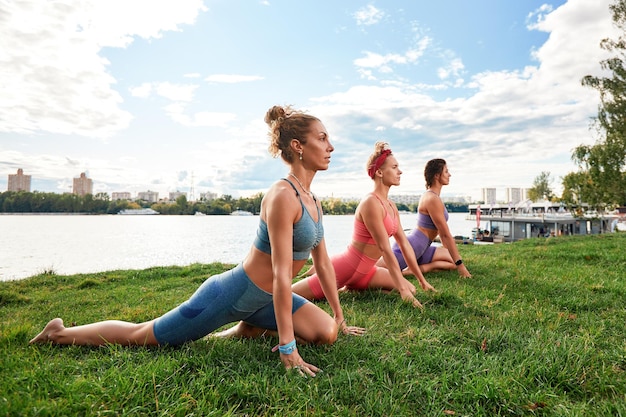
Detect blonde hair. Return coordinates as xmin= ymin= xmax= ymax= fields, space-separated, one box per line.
xmin=265 ymin=105 xmax=320 ymax=163
xmin=366 ymin=141 xmax=392 ymax=178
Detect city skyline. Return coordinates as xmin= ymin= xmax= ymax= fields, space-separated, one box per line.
xmin=6 ymin=168 xmax=535 ymax=204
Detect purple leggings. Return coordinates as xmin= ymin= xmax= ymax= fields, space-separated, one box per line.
xmin=392 ymin=229 xmax=436 ymax=270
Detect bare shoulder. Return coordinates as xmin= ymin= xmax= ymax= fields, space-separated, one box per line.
xmin=423 ymin=191 xmax=442 ymax=206
xmin=356 ymin=193 xmax=376 ymax=210
xmin=265 ymin=179 xmax=291 ymax=199
xmin=262 ymin=180 xmax=299 ymax=217
xmin=356 ymin=193 xmax=383 ymax=219
xmin=418 ymin=191 xmax=442 ymax=213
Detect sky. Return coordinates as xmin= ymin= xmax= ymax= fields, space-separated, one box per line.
xmin=0 ymin=0 xmax=621 ymax=202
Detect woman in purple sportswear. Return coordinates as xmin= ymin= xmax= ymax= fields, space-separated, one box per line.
xmin=377 ymin=158 xmax=472 ymax=278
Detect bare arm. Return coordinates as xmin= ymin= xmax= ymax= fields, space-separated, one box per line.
xmin=425 ymin=196 xmax=472 ymax=278
xmin=265 ymin=188 xmax=312 ymax=371
xmin=393 ymin=224 xmax=436 ymax=292
xmin=360 ymin=197 xmax=422 ymax=308
xmin=311 ymin=239 xmax=365 ymax=336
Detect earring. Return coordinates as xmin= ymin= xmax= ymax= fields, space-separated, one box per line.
xmin=299 ymin=152 xmax=303 ymax=161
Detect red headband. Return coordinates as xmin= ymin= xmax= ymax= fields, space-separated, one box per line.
xmin=368 ymin=149 xmax=392 ymax=179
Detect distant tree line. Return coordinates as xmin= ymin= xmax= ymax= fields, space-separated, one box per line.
xmin=0 ymin=190 xmax=469 ymax=216
xmin=0 ymin=191 xmax=265 ymax=215
xmin=0 ymin=191 xmax=122 ymax=214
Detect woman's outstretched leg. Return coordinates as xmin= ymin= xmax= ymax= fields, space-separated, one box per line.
xmin=29 ymin=318 xmax=159 ymax=346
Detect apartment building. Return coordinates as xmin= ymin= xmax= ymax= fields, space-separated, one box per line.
xmin=72 ymin=172 xmax=93 ymax=196
xmin=137 ymin=190 xmax=159 ymax=203
xmin=111 ymin=192 xmax=132 ymax=201
xmin=7 ymin=168 xmax=31 ymax=192
xmin=481 ymin=188 xmax=497 ymax=205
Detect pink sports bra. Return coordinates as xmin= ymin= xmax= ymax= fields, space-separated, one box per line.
xmin=352 ymin=194 xmax=398 ymax=244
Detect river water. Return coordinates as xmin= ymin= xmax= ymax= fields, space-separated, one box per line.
xmin=0 ymin=213 xmax=475 ymax=281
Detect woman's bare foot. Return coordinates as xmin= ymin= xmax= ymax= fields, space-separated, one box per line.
xmin=29 ymin=318 xmax=65 ymax=344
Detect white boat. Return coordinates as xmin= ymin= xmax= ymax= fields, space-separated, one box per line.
xmin=118 ymin=208 xmax=159 ymax=215
xmin=230 ymin=209 xmax=253 ymax=216
xmin=467 ymin=202 xmax=619 ymax=242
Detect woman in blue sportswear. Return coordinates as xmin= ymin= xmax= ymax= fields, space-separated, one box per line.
xmin=376 ymin=158 xmax=472 ymax=278
xmin=30 ymin=105 xmax=364 ymax=376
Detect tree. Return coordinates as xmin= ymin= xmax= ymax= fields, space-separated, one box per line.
xmin=561 ymin=171 xmax=592 ymax=207
xmin=95 ymin=192 xmax=110 ymax=201
xmin=573 ymin=0 xmax=626 ymax=209
xmin=527 ymin=171 xmax=554 ymax=202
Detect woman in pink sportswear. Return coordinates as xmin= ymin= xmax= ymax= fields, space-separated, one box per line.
xmin=293 ymin=141 xmax=436 ymax=308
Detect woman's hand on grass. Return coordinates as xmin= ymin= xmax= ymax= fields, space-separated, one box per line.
xmin=280 ymin=351 xmax=320 ymax=377
xmin=336 ymin=317 xmax=366 ymax=336
xmin=341 ymin=322 xmax=366 ymax=336
xmin=418 ymin=278 xmax=437 ymax=292
xmin=457 ymin=264 xmax=472 ymax=278
xmin=399 ymin=290 xmax=424 ymax=309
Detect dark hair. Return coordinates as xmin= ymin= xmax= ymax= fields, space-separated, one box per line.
xmin=424 ymin=158 xmax=446 ymax=188
xmin=265 ymin=105 xmax=320 ymax=163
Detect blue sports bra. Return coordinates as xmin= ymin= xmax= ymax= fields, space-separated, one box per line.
xmin=253 ymin=178 xmax=324 ymax=260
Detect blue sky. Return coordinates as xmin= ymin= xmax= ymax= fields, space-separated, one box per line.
xmin=0 ymin=0 xmax=619 ymax=201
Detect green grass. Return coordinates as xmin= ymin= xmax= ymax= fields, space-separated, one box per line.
xmin=1 ymin=234 xmax=625 ymax=416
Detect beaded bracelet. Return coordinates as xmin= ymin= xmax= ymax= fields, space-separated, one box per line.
xmin=278 ymin=339 xmax=297 ymax=355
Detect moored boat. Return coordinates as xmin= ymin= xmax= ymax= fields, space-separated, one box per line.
xmin=118 ymin=208 xmax=160 ymax=215
xmin=230 ymin=209 xmax=253 ymax=216
xmin=467 ymin=201 xmax=619 ymax=242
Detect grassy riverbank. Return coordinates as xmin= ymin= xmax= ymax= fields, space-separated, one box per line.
xmin=1 ymin=234 xmax=625 ymax=416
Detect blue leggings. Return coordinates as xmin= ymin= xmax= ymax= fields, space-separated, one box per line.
xmin=392 ymin=229 xmax=436 ymax=270
xmin=153 ymin=263 xmax=308 ymax=345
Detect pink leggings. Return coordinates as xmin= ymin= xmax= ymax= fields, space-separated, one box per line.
xmin=306 ymin=245 xmax=379 ymax=300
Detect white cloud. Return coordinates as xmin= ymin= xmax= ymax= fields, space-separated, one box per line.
xmin=357 ymin=69 xmax=377 ymax=80
xmin=437 ymin=58 xmax=465 ymax=80
xmin=188 ymin=112 xmax=238 ymax=128
xmin=309 ymin=0 xmax=617 ymax=199
xmin=130 ymin=81 xmax=238 ymax=128
xmin=353 ymin=5 xmax=384 ymax=26
xmin=0 ymin=0 xmax=619 ymax=202
xmin=165 ymin=105 xmax=237 ymax=128
xmin=354 ymin=36 xmax=429 ymax=76
xmin=526 ymin=4 xmax=555 ymax=31
xmin=354 ymin=51 xmax=414 ymax=70
xmin=154 ymin=83 xmax=198 ymax=102
xmin=530 ymin=0 xmax=619 ymax=81
xmin=82 ymin=0 xmax=208 ymax=48
xmin=0 ymin=0 xmax=207 ymax=138
xmin=205 ymin=74 xmax=264 ymax=83
xmin=129 ymin=83 xmax=153 ymax=98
